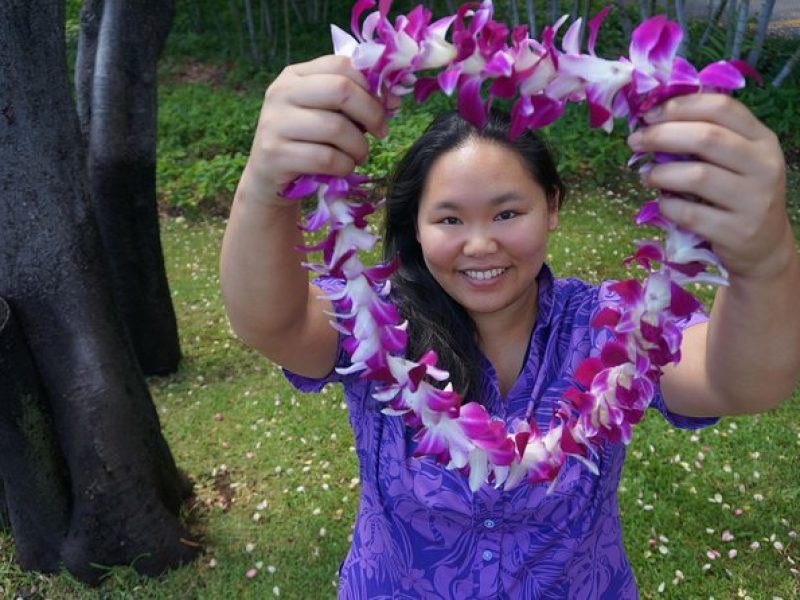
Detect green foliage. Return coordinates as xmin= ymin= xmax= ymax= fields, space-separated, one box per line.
xmin=154 ymin=0 xmax=800 ymax=217
xmin=363 ymin=93 xmax=455 ymax=180
xmin=158 ymin=151 xmax=248 ymax=217
xmin=542 ymin=102 xmax=632 ymax=187
xmin=157 ymin=81 xmax=261 ymax=215
xmin=740 ymin=84 xmax=800 ymax=151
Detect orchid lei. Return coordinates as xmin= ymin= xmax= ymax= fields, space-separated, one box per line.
xmin=282 ymin=0 xmax=758 ymax=492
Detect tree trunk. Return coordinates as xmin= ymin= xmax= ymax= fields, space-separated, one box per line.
xmin=772 ymin=43 xmax=800 ymax=87
xmin=243 ymin=0 xmax=261 ymax=64
xmin=746 ymin=0 xmax=776 ymax=68
xmin=547 ymin=0 xmax=560 ymax=26
xmin=226 ymin=0 xmax=247 ymax=60
xmin=524 ymin=0 xmax=536 ymax=37
xmin=78 ymin=0 xmax=181 ymax=376
xmin=509 ymin=0 xmax=520 ymax=27
xmin=288 ymin=0 xmax=304 ymax=23
xmin=614 ymin=0 xmax=633 ymax=42
xmin=638 ymin=0 xmax=650 ymax=21
xmin=0 ymin=299 xmax=70 ymax=573
xmin=0 ymin=0 xmax=198 ymax=584
xmin=261 ymin=0 xmax=277 ymax=62
xmin=731 ymin=0 xmax=749 ymax=59
xmin=725 ymin=0 xmax=738 ymax=56
xmin=697 ymin=0 xmax=726 ymax=55
xmin=674 ymin=0 xmax=688 ymax=56
xmin=283 ymin=0 xmax=291 ymax=65
xmin=579 ymin=0 xmax=590 ymax=52
xmin=75 ymin=0 xmax=102 ymax=144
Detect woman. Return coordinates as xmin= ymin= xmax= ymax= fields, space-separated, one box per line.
xmin=220 ymin=55 xmax=800 ymax=598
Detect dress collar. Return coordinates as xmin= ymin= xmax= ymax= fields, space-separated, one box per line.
xmin=535 ymin=262 xmax=555 ymax=329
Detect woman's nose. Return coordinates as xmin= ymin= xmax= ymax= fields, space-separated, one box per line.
xmin=462 ymin=231 xmax=498 ymax=257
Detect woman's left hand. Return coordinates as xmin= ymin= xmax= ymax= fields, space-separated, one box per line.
xmin=628 ymin=93 xmax=792 ymax=282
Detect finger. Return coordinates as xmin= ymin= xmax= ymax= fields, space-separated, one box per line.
xmin=629 ymin=122 xmax=753 ymax=175
xmin=643 ymin=93 xmax=770 ymax=142
xmin=279 ymin=107 xmax=370 ymax=166
xmin=386 ymin=92 xmax=403 ymax=111
xmin=291 ymin=54 xmax=368 ymax=89
xmin=643 ymin=161 xmax=747 ymax=212
xmin=657 ymin=195 xmax=738 ymax=245
xmin=286 ymin=74 xmax=388 ymax=139
xmin=270 ymin=141 xmax=358 ymax=182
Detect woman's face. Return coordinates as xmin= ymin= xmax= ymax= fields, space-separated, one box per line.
xmin=416 ymin=138 xmax=558 ymax=324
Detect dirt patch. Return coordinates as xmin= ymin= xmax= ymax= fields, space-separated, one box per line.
xmin=169 ymin=60 xmax=229 ymax=88
xmin=207 ymin=469 xmax=236 ymax=512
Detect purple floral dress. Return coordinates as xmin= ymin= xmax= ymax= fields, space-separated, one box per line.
xmin=285 ymin=265 xmax=718 ymax=599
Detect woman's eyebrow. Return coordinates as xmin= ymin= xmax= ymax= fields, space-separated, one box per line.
xmin=429 ymin=193 xmax=523 ymax=211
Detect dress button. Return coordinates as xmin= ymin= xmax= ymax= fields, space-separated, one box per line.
xmin=482 ymin=550 xmax=493 ymax=562
xmin=483 ymin=519 xmax=496 ymax=529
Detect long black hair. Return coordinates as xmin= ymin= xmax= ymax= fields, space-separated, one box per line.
xmin=383 ymin=109 xmax=566 ymax=403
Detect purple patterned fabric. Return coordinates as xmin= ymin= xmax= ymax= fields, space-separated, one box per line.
xmin=284 ymin=265 xmax=718 ymax=599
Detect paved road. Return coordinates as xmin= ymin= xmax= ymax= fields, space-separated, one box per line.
xmin=684 ymin=0 xmax=800 ymax=35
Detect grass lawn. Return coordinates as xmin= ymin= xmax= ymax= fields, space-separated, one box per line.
xmin=2 ymin=169 xmax=799 ymax=599
xmin=0 ymin=88 xmax=800 ymax=600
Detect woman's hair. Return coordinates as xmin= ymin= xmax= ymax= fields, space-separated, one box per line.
xmin=383 ymin=109 xmax=566 ymax=402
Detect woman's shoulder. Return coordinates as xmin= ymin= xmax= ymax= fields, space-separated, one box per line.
xmin=548 ymin=272 xmax=606 ymax=315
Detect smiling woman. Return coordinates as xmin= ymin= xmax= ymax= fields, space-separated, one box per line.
xmin=219 ymin=2 xmax=800 ymax=597
xmin=390 ymin=111 xmax=562 ymax=400
xmin=381 ymin=110 xmax=567 ymax=405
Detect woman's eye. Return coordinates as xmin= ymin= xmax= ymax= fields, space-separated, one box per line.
xmin=440 ymin=216 xmax=460 ymax=225
xmin=495 ymin=210 xmax=518 ymax=221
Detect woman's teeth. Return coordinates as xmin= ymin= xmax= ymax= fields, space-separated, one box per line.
xmin=463 ymin=267 xmax=507 ymax=281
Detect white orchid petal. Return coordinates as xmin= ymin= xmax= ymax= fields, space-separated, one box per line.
xmin=331 ymin=25 xmax=358 ymax=58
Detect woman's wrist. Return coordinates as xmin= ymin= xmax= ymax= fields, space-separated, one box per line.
xmin=236 ymin=163 xmax=298 ymax=211
xmin=729 ymin=219 xmax=799 ymax=286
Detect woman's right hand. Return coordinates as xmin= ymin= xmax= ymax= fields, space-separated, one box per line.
xmin=244 ymin=54 xmax=392 ymax=205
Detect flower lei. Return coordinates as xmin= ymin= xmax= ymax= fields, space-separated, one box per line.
xmin=282 ymin=0 xmax=758 ymax=492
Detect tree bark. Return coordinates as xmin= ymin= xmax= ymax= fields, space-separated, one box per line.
xmin=547 ymin=0 xmax=560 ymax=26
xmin=261 ymin=0 xmax=277 ymax=62
xmin=243 ymin=0 xmax=261 ymax=64
xmin=509 ymin=0 xmax=520 ymax=27
xmin=725 ymin=0 xmax=738 ymax=56
xmin=772 ymin=43 xmax=800 ymax=87
xmin=524 ymin=0 xmax=536 ymax=37
xmin=0 ymin=299 xmax=70 ymax=573
xmin=75 ymin=0 xmax=102 ymax=144
xmin=746 ymin=0 xmax=776 ymax=68
xmin=283 ymin=0 xmax=291 ymax=65
xmin=79 ymin=0 xmax=181 ymax=376
xmin=614 ymin=0 xmax=633 ymax=41
xmin=697 ymin=0 xmax=727 ymax=55
xmin=638 ymin=0 xmax=650 ymax=21
xmin=674 ymin=0 xmax=688 ymax=56
xmin=731 ymin=0 xmax=749 ymax=59
xmin=0 ymin=0 xmax=198 ymax=584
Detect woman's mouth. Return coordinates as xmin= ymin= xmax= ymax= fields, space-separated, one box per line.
xmin=461 ymin=267 xmax=508 ymax=281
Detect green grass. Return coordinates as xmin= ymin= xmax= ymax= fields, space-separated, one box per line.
xmin=3 ymin=170 xmax=799 ymax=599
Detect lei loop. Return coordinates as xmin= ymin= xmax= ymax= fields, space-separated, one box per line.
xmin=282 ymin=0 xmax=758 ymax=492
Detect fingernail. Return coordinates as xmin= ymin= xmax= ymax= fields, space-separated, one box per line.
xmin=643 ymin=105 xmax=663 ymax=122
xmin=628 ymin=132 xmax=643 ymax=150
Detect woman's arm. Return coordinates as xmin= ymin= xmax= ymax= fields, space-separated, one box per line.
xmin=629 ymin=93 xmax=800 ymax=416
xmin=220 ymin=56 xmax=389 ymax=378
